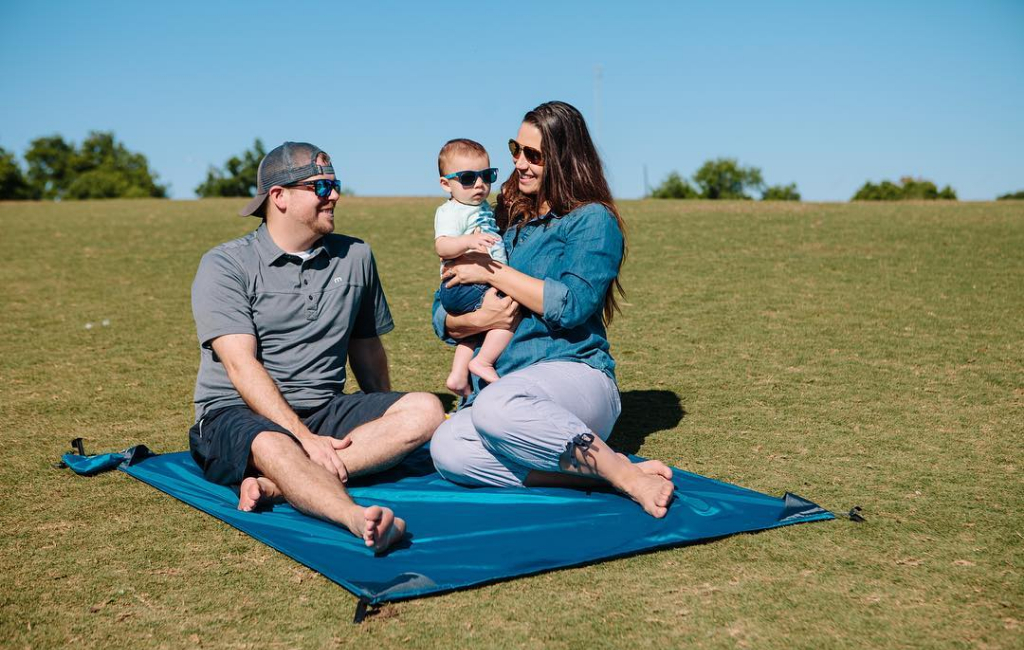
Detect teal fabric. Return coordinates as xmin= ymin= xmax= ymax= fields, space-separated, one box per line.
xmin=65 ymin=447 xmax=833 ymax=605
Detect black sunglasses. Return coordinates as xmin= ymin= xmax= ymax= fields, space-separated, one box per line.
xmin=508 ymin=139 xmax=544 ymax=166
xmin=285 ymin=178 xmax=342 ymax=198
xmin=442 ymin=168 xmax=499 ymax=187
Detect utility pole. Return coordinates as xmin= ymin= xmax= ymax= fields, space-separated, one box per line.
xmin=593 ymin=64 xmax=603 ymax=144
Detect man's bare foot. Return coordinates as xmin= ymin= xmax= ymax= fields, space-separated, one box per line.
xmin=619 ymin=467 xmax=675 ymax=518
xmin=468 ymin=357 xmax=500 ymax=384
xmin=446 ymin=371 xmax=472 ymax=396
xmin=237 ymin=476 xmax=284 ymax=512
xmin=358 ymin=505 xmax=406 ymax=554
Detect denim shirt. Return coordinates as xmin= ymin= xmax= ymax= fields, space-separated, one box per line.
xmin=432 ymin=202 xmax=624 ymax=407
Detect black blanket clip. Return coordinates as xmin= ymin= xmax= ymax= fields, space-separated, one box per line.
xmin=846 ymin=506 xmax=866 ymax=523
xmin=352 ymin=598 xmax=371 ymax=624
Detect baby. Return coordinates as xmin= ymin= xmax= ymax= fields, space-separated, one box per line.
xmin=434 ymin=138 xmax=513 ymax=395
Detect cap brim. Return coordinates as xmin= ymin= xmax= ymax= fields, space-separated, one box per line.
xmin=238 ymin=192 xmax=268 ymax=217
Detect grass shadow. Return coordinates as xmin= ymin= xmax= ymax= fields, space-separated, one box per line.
xmin=608 ymin=390 xmax=686 ymax=455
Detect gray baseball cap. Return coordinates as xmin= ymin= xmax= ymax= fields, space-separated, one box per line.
xmin=239 ymin=141 xmax=335 ymax=217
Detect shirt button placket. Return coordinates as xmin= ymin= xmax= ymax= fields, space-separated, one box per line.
xmin=302 ymin=262 xmax=317 ymax=321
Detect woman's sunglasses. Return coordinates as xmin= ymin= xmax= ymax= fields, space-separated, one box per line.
xmin=284 ymin=178 xmax=342 ymax=198
xmin=442 ymin=168 xmax=499 ymax=187
xmin=508 ymin=139 xmax=544 ymax=166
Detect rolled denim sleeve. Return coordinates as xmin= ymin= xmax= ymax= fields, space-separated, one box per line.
xmin=541 ymin=204 xmax=624 ymax=330
xmin=431 ymin=289 xmax=458 ymax=346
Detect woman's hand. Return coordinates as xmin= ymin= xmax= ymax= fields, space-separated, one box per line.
xmin=445 ymin=288 xmax=519 ymax=339
xmin=475 ymin=289 xmax=519 ymax=330
xmin=442 ymin=252 xmax=501 ymax=287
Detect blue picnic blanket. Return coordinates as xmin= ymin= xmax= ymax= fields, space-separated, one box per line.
xmin=63 ymin=446 xmax=833 ymax=605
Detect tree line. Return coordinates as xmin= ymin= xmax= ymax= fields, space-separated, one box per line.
xmin=0 ymin=136 xmax=345 ymax=201
xmin=1 ymin=133 xmax=1021 ymax=202
xmin=649 ymin=159 xmax=993 ymax=202
xmin=1 ymin=132 xmax=167 ymax=200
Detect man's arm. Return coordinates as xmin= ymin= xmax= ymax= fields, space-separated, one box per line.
xmin=348 ymin=336 xmax=391 ymax=393
xmin=211 ymin=333 xmax=350 ymax=481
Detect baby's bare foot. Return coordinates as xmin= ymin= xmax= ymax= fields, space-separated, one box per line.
xmin=468 ymin=357 xmax=500 ymax=384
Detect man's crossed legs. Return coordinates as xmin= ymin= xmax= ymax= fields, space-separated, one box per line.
xmin=190 ymin=392 xmax=444 ymax=552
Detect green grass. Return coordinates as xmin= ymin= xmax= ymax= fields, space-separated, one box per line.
xmin=1 ymin=197 xmax=1021 ymax=649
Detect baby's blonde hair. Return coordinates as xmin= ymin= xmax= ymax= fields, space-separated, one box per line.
xmin=438 ymin=138 xmax=487 ymax=176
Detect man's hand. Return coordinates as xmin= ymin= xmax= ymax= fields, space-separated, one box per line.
xmin=299 ymin=435 xmax=352 ymax=483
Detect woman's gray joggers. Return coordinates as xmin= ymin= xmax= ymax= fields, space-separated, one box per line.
xmin=430 ymin=361 xmax=622 ymax=487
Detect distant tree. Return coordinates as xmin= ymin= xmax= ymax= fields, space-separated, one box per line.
xmin=195 ymin=139 xmax=267 ymax=198
xmin=24 ymin=131 xmax=166 ymax=200
xmin=693 ymin=158 xmax=764 ymax=200
xmin=24 ymin=135 xmax=75 ymax=199
xmin=0 ymin=147 xmax=37 ymax=200
xmin=761 ymin=183 xmax=801 ymax=201
xmin=996 ymin=190 xmax=1024 ymax=200
xmin=651 ymin=171 xmax=698 ymax=199
xmin=852 ymin=176 xmax=956 ymax=201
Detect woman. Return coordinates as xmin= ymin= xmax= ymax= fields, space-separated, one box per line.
xmin=430 ymin=101 xmax=675 ymax=517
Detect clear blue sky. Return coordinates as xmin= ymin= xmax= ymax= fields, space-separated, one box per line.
xmin=2 ymin=1 xmax=1022 ymax=201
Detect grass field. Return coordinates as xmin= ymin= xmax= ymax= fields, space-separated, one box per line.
xmin=1 ymin=197 xmax=1021 ymax=649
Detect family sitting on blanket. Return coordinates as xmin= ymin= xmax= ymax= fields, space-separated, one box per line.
xmin=187 ymin=101 xmax=675 ymax=554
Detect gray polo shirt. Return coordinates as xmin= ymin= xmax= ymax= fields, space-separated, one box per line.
xmin=191 ymin=223 xmax=394 ymax=422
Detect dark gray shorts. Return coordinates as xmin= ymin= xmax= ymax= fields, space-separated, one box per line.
xmin=188 ymin=391 xmax=405 ymax=486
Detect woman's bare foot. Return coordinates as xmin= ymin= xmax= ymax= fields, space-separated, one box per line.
xmin=237 ymin=476 xmax=284 ymax=512
xmin=349 ymin=505 xmax=406 ymax=554
xmin=446 ymin=370 xmax=472 ymax=396
xmin=615 ymin=454 xmax=674 ymax=481
xmin=619 ymin=466 xmax=675 ymax=518
xmin=635 ymin=458 xmax=674 ymax=481
xmin=468 ymin=357 xmax=500 ymax=384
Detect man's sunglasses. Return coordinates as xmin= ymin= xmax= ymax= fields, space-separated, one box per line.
xmin=284 ymin=179 xmax=342 ymax=198
xmin=508 ymin=139 xmax=544 ymax=166
xmin=442 ymin=168 xmax=499 ymax=187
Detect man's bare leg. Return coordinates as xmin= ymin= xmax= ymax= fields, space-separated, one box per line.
xmin=239 ymin=393 xmax=443 ymax=515
xmin=525 ymin=439 xmax=675 ymax=518
xmin=335 ymin=392 xmax=444 ymax=478
xmin=247 ymin=431 xmax=405 ymax=552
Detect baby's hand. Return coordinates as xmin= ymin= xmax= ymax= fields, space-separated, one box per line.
xmin=465 ymin=232 xmax=501 ymax=254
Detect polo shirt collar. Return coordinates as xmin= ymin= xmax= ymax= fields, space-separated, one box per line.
xmin=254 ymin=222 xmax=327 ymax=266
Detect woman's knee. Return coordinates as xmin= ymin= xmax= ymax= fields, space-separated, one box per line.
xmin=429 ymin=417 xmax=467 ymax=476
xmin=470 ymin=379 xmax=534 ymax=441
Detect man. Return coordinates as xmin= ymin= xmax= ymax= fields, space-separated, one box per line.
xmin=189 ymin=142 xmax=444 ymax=553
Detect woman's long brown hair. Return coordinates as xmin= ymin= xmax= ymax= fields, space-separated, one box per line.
xmin=496 ymin=100 xmax=627 ymax=325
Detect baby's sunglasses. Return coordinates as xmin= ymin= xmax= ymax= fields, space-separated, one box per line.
xmin=508 ymin=139 xmax=544 ymax=166
xmin=283 ymin=178 xmax=342 ymax=198
xmin=442 ymin=168 xmax=499 ymax=187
